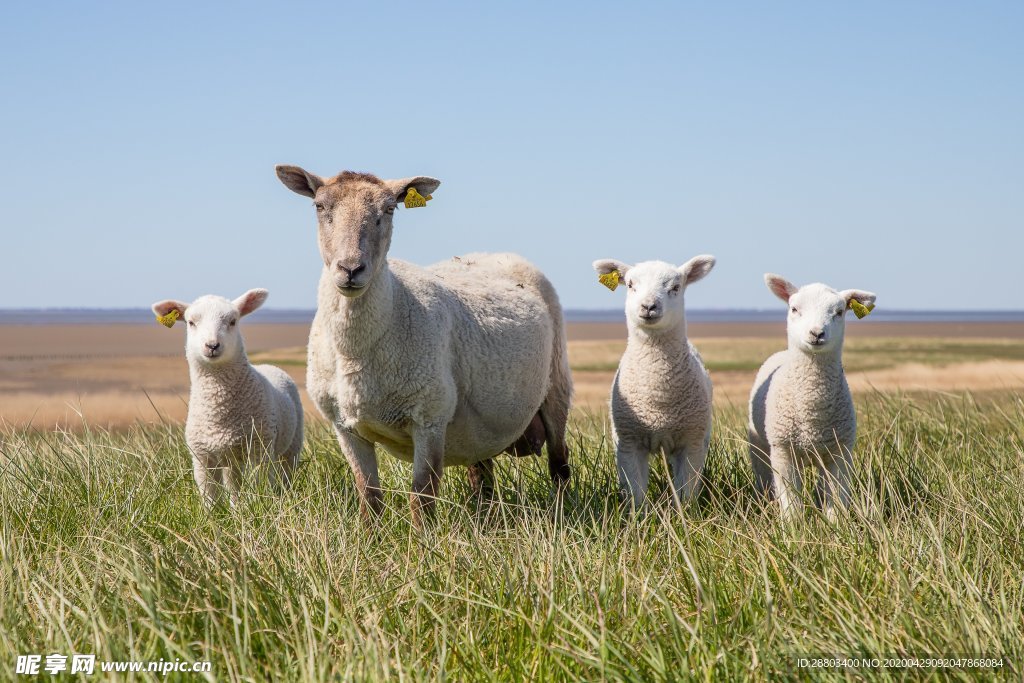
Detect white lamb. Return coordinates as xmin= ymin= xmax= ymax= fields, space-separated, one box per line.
xmin=275 ymin=165 xmax=573 ymax=525
xmin=151 ymin=289 xmax=303 ymax=507
xmin=592 ymin=256 xmax=716 ymax=507
xmin=747 ymin=274 xmax=876 ymax=519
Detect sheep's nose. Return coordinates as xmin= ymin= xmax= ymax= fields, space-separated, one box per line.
xmin=639 ymin=302 xmax=661 ymax=318
xmin=205 ymin=341 xmax=221 ymax=351
xmin=809 ymin=329 xmax=825 ymax=343
xmin=335 ymin=260 xmax=366 ymax=281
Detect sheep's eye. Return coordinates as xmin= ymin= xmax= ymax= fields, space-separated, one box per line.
xmin=669 ymin=284 xmax=680 ymax=294
xmin=229 ymin=319 xmax=237 ymax=327
xmin=790 ymin=306 xmax=798 ymax=314
xmin=188 ymin=320 xmax=195 ymax=327
xmin=385 ymin=205 xmax=395 ymax=215
xmin=627 ymin=281 xmax=634 ymax=290
xmin=314 ymin=202 xmax=325 ymax=211
xmin=834 ymin=309 xmax=844 ymax=317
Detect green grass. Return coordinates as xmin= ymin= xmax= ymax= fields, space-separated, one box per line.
xmin=2 ymin=392 xmax=1023 ymax=681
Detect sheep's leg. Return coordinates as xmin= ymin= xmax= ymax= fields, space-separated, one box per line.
xmin=617 ymin=440 xmax=649 ymax=509
xmin=191 ymin=453 xmax=221 ymax=509
xmin=668 ymin=432 xmax=709 ymax=504
xmin=770 ymin=445 xmax=801 ymax=520
xmin=280 ymin=410 xmax=304 ymax=489
xmin=223 ymin=463 xmax=242 ymax=508
xmin=817 ymin=452 xmax=852 ymax=522
xmin=335 ymin=429 xmax=382 ymax=519
xmin=410 ymin=426 xmax=445 ymax=527
xmin=748 ymin=432 xmax=774 ymax=499
xmin=539 ymin=396 xmax=572 ymax=487
xmin=466 ymin=458 xmax=495 ymax=501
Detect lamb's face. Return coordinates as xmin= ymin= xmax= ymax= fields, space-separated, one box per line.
xmin=182 ymin=296 xmax=246 ymax=365
xmin=592 ymin=255 xmax=716 ymax=333
xmin=275 ymin=166 xmax=441 ymax=299
xmin=785 ymin=284 xmax=849 ymax=354
xmin=765 ymin=275 xmax=877 ymax=356
xmin=152 ymin=289 xmax=268 ymax=368
xmin=622 ymin=261 xmax=687 ymax=330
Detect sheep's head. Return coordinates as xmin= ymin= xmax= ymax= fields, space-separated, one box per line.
xmin=151 ymin=289 xmax=268 ymax=366
xmin=592 ymin=255 xmax=715 ymax=332
xmin=276 ymin=165 xmax=441 ymax=298
xmin=765 ymin=274 xmax=876 ymax=355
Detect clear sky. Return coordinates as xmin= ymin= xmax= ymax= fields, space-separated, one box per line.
xmin=1 ymin=2 xmax=1021 ymax=311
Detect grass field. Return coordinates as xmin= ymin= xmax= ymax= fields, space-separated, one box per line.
xmin=2 ymin=387 xmax=1022 ymax=680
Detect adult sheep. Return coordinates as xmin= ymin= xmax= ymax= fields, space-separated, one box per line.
xmin=276 ymin=165 xmax=572 ymax=523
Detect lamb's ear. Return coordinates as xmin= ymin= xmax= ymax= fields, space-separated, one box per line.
xmin=679 ymin=255 xmax=716 ymax=285
xmin=840 ymin=289 xmax=877 ymax=309
xmin=764 ymin=273 xmax=799 ymax=302
xmin=592 ymin=259 xmax=632 ymax=279
xmin=151 ymin=300 xmax=188 ymax=320
xmin=275 ymin=164 xmax=324 ymax=198
xmin=384 ymin=176 xmax=441 ymax=204
xmin=234 ymin=289 xmax=269 ymax=317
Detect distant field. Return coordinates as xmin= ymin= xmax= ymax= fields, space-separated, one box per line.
xmin=1 ymin=321 xmax=1023 ymax=428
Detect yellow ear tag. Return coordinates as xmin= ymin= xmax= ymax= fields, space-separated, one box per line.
xmin=404 ymin=187 xmax=431 ymax=209
xmin=156 ymin=310 xmax=180 ymax=328
xmin=598 ymin=271 xmax=620 ymax=291
xmin=848 ymin=299 xmax=875 ymax=319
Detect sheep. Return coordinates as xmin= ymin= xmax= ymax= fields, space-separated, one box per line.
xmin=151 ymin=289 xmax=303 ymax=507
xmin=275 ymin=165 xmax=573 ymax=525
xmin=592 ymin=255 xmax=716 ymax=508
xmin=747 ymin=274 xmax=877 ymax=520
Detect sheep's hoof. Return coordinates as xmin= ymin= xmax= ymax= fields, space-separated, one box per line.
xmin=466 ymin=459 xmax=496 ymax=502
xmin=547 ymin=446 xmax=571 ymax=486
xmin=359 ymin=488 xmax=384 ymax=522
xmin=409 ymin=493 xmax=438 ymax=529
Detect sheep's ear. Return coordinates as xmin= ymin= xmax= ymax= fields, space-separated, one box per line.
xmin=234 ymin=289 xmax=269 ymax=317
xmin=592 ymin=259 xmax=631 ymax=277
xmin=764 ymin=273 xmax=798 ymax=302
xmin=151 ymin=300 xmax=188 ymax=320
xmin=679 ymin=255 xmax=716 ymax=285
xmin=384 ymin=176 xmax=441 ymax=204
xmin=276 ymin=164 xmax=324 ymax=198
xmin=840 ymin=289 xmax=877 ymax=309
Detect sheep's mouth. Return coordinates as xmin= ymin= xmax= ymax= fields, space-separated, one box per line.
xmin=638 ymin=313 xmax=663 ymax=324
xmin=336 ymin=283 xmax=367 ymax=298
xmin=203 ymin=349 xmax=223 ymax=359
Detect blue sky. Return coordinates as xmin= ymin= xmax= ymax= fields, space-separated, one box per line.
xmin=1 ymin=1 xmax=1021 ymax=311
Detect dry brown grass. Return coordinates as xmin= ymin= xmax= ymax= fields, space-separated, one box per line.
xmin=2 ymin=322 xmax=1023 ymax=429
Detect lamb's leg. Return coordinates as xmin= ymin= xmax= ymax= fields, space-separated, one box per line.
xmin=617 ymin=440 xmax=650 ymax=509
xmin=668 ymin=432 xmax=710 ymax=504
xmin=817 ymin=452 xmax=852 ymax=522
xmin=466 ymin=458 xmax=495 ymax=501
xmin=223 ymin=463 xmax=242 ymax=508
xmin=410 ymin=426 xmax=445 ymax=527
xmin=280 ymin=405 xmax=304 ymax=489
xmin=749 ymin=431 xmax=774 ymax=499
xmin=335 ymin=428 xmax=382 ymax=520
xmin=191 ymin=453 xmax=221 ymax=509
xmin=770 ymin=445 xmax=801 ymax=520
